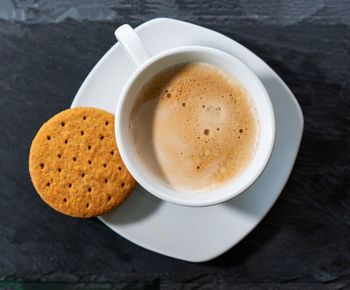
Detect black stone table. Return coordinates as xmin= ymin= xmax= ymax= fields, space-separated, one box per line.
xmin=0 ymin=1 xmax=349 ymax=288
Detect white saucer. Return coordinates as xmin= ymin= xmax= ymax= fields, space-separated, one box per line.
xmin=71 ymin=18 xmax=303 ymax=262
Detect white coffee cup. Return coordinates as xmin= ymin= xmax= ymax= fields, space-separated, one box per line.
xmin=114 ymin=24 xmax=275 ymax=207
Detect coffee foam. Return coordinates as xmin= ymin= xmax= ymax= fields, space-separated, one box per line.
xmin=130 ymin=63 xmax=259 ymax=192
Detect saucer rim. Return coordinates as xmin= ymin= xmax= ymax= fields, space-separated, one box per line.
xmin=72 ymin=17 xmax=304 ymax=262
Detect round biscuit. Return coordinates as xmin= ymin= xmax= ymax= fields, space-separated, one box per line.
xmin=29 ymin=107 xmax=136 ymax=218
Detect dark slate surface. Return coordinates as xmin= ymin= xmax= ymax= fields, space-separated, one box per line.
xmin=0 ymin=0 xmax=349 ymax=288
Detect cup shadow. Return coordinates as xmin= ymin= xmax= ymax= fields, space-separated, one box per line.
xmin=102 ymin=65 xmax=194 ymax=225
xmin=129 ymin=64 xmax=194 ymax=188
xmin=101 ymin=184 xmax=162 ymax=225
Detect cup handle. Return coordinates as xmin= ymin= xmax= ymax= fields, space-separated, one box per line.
xmin=115 ymin=24 xmax=152 ymax=67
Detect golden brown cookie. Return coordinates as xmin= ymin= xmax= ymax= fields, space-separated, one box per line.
xmin=29 ymin=107 xmax=136 ymax=218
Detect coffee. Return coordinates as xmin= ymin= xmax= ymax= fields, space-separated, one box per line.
xmin=129 ymin=63 xmax=259 ymax=191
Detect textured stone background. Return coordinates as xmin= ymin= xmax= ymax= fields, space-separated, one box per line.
xmin=0 ymin=0 xmax=349 ymax=289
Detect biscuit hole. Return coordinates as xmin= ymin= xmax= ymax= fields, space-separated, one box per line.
xmin=167 ymin=93 xmax=171 ymax=98
xmin=118 ymin=167 xmax=122 ymax=171
xmin=239 ymin=129 xmax=243 ymax=133
xmin=47 ymin=182 xmax=50 ymax=186
xmin=47 ymin=136 xmax=51 ymax=140
xmin=202 ymin=105 xmax=205 ymax=108
xmin=88 ymin=187 xmax=91 ymax=192
xmin=83 ymin=116 xmax=86 ymax=120
xmin=88 ymin=145 xmax=91 ymax=150
xmin=86 ymin=203 xmax=89 ymax=208
xmin=68 ymin=183 xmax=72 ymax=188
xmin=107 ymin=196 xmax=111 ymax=201
xmin=105 ymin=178 xmax=108 ymax=184
xmin=103 ymin=163 xmax=107 ymax=168
xmin=81 ymin=173 xmax=85 ymax=178
xmin=100 ymin=136 xmax=104 ymax=140
xmin=73 ymin=157 xmax=76 ymax=161
xmin=63 ymin=198 xmax=67 ymax=203
xmin=81 ymin=131 xmax=84 ymax=136
xmin=64 ymin=139 xmax=68 ymax=144
xmin=58 ymin=154 xmax=61 ymax=158
xmin=61 ymin=122 xmax=65 ymax=127
xmin=121 ymin=182 xmax=125 ymax=188
xmin=217 ymin=128 xmax=220 ymax=131
xmin=197 ymin=166 xmax=200 ymax=169
xmin=182 ymin=103 xmax=186 ymax=107
xmin=88 ymin=160 xmax=92 ymax=165
xmin=204 ymin=129 xmax=210 ymax=135
xmin=40 ymin=163 xmax=44 ymax=169
xmin=110 ymin=151 xmax=114 ymax=156
xmin=58 ymin=168 xmax=61 ymax=172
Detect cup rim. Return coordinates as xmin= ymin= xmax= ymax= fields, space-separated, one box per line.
xmin=115 ymin=45 xmax=275 ymax=207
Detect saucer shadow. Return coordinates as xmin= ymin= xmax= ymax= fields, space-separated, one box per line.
xmin=208 ymin=198 xmax=285 ymax=267
xmin=215 ymin=75 xmax=302 ymax=265
xmin=224 ymin=74 xmax=302 ymax=215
